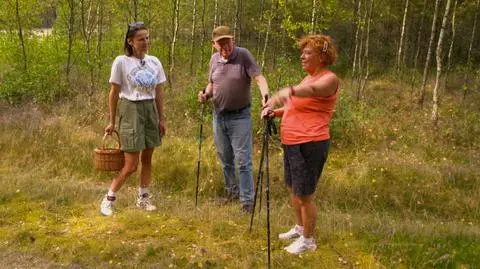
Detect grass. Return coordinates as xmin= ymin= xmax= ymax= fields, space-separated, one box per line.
xmin=0 ymin=75 xmax=479 ymax=268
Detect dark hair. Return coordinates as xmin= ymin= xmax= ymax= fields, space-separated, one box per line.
xmin=124 ymin=22 xmax=147 ymax=56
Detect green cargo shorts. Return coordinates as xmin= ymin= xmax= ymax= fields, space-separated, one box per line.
xmin=118 ymin=98 xmax=161 ymax=152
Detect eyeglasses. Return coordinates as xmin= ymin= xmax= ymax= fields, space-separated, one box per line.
xmin=128 ymin=22 xmax=145 ymax=31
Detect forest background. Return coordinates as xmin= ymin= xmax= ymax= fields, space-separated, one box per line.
xmin=0 ymin=0 xmax=480 ymax=268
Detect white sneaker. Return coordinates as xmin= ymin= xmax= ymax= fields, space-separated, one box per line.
xmin=284 ymin=236 xmax=317 ymax=255
xmin=279 ymin=225 xmax=303 ymax=240
xmin=136 ymin=194 xmax=157 ymax=211
xmin=100 ymin=195 xmax=115 ymax=216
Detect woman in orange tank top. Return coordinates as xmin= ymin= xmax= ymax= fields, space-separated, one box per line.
xmin=262 ymin=34 xmax=339 ymax=255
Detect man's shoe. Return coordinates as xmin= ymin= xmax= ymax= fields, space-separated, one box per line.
xmin=215 ymin=192 xmax=239 ymax=205
xmin=284 ymin=236 xmax=317 ymax=255
xmin=136 ymin=194 xmax=157 ymax=211
xmin=100 ymin=195 xmax=115 ymax=216
xmin=240 ymin=203 xmax=253 ymax=214
xmin=278 ymin=225 xmax=303 ymax=240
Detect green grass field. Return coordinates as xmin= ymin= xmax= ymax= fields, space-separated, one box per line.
xmin=1 ymin=77 xmax=479 ymax=268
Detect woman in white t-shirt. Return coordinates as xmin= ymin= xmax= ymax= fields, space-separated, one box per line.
xmin=100 ymin=22 xmax=167 ymax=216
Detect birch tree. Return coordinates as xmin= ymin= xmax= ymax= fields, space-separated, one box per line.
xmin=12 ymin=0 xmax=28 ymax=71
xmin=311 ymin=0 xmax=317 ymax=34
xmin=189 ymin=0 xmax=197 ymax=75
xmin=352 ymin=0 xmax=362 ymax=79
xmin=80 ymin=0 xmax=99 ymax=96
xmin=199 ymin=0 xmax=207 ymax=68
xmin=168 ymin=0 xmax=180 ymax=88
xmin=255 ymin=0 xmax=265 ymax=59
xmin=463 ymin=0 xmax=480 ymax=100
xmin=419 ymin=0 xmax=440 ymax=105
xmin=359 ymin=0 xmax=374 ymax=98
xmin=234 ymin=0 xmax=242 ymax=43
xmin=396 ymin=0 xmax=409 ymax=70
xmin=64 ymin=0 xmax=75 ymax=78
xmin=261 ymin=1 xmax=276 ymax=70
xmin=444 ymin=0 xmax=458 ymax=87
xmin=413 ymin=0 xmax=428 ymax=69
xmin=432 ymin=0 xmax=452 ymax=125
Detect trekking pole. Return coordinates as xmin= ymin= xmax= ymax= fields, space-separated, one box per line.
xmin=265 ymin=118 xmax=272 ymax=269
xmin=265 ymin=117 xmax=277 ymax=269
xmin=249 ymin=124 xmax=266 ymax=231
xmin=195 ymin=89 xmax=206 ymax=207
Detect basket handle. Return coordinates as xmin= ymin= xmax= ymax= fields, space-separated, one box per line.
xmin=102 ymin=130 xmax=121 ymax=150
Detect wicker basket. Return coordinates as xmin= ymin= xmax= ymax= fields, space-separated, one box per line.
xmin=94 ymin=131 xmax=125 ymax=171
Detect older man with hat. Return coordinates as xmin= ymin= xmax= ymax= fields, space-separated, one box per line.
xmin=198 ymin=25 xmax=270 ymax=213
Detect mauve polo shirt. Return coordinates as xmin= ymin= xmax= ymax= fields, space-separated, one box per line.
xmin=208 ymin=46 xmax=261 ymax=114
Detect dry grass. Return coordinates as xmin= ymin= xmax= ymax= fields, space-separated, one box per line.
xmin=0 ymin=77 xmax=479 ymax=268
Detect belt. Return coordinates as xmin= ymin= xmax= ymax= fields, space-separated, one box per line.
xmin=121 ymin=98 xmax=154 ymax=103
xmin=218 ymin=104 xmax=251 ymax=115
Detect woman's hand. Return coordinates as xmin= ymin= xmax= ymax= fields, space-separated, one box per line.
xmin=266 ymin=87 xmax=291 ymax=108
xmin=159 ymin=118 xmax=166 ymax=137
xmin=104 ymin=122 xmax=115 ymax=135
xmin=261 ymin=106 xmax=275 ymax=119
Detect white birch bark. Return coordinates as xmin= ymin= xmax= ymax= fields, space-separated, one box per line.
xmin=189 ymin=0 xmax=197 ymax=75
xmin=169 ymin=0 xmax=180 ymax=87
xmin=463 ymin=0 xmax=480 ymax=99
xmin=261 ymin=2 xmax=275 ymax=70
xmin=419 ymin=0 xmax=440 ymax=105
xmin=444 ymin=0 xmax=457 ymax=86
xmin=200 ymin=0 xmax=207 ymax=66
xmin=352 ymin=0 xmax=362 ymax=78
xmin=396 ymin=0 xmax=409 ymax=69
xmin=413 ymin=0 xmax=428 ymax=69
xmin=311 ymin=0 xmax=317 ymax=34
xmin=432 ymin=0 xmax=452 ymax=125
xmin=360 ymin=0 xmax=374 ymax=96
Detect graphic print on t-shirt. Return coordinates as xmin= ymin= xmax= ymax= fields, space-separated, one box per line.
xmin=127 ymin=64 xmax=158 ymax=94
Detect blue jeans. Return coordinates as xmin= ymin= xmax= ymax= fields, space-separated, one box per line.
xmin=213 ymin=107 xmax=254 ymax=205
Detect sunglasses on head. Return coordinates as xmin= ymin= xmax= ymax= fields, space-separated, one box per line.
xmin=128 ymin=22 xmax=145 ymax=31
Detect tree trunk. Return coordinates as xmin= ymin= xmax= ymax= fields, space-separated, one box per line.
xmin=261 ymin=2 xmax=275 ymax=70
xmin=199 ymin=0 xmax=207 ymax=67
xmin=396 ymin=0 xmax=409 ymax=70
xmin=360 ymin=0 xmax=374 ymax=96
xmin=352 ymin=0 xmax=362 ymax=79
xmin=213 ymin=0 xmax=218 ymax=29
xmin=355 ymin=1 xmax=368 ymax=101
xmin=133 ymin=0 xmax=138 ymax=22
xmin=419 ymin=0 xmax=440 ymax=105
xmin=444 ymin=0 xmax=457 ymax=88
xmin=66 ymin=0 xmax=75 ymax=78
xmin=168 ymin=0 xmax=180 ymax=88
xmin=311 ymin=0 xmax=317 ymax=34
xmin=80 ymin=0 xmax=97 ymax=96
xmin=463 ymin=0 xmax=480 ymax=100
xmin=432 ymin=0 xmax=452 ymax=125
xmin=212 ymin=0 xmax=218 ymax=54
xmin=96 ymin=0 xmax=104 ymax=70
xmin=234 ymin=0 xmax=242 ymax=43
xmin=255 ymin=0 xmax=265 ymax=59
xmin=189 ymin=0 xmax=197 ymax=75
xmin=413 ymin=0 xmax=428 ymax=70
xmin=15 ymin=0 xmax=27 ymax=71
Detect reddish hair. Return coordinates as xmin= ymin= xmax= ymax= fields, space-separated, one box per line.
xmin=297 ymin=35 xmax=338 ymax=66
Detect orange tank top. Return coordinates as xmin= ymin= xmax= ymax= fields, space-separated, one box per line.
xmin=280 ymin=71 xmax=339 ymax=145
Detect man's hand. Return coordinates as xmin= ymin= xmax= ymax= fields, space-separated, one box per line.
xmin=198 ymin=90 xmax=210 ymax=103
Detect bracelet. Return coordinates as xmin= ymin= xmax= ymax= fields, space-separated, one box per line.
xmin=290 ymin=86 xmax=295 ymax=97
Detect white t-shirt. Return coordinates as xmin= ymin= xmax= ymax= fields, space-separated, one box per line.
xmin=109 ymin=55 xmax=167 ymax=101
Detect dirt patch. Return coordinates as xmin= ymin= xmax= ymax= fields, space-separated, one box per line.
xmin=0 ymin=250 xmax=56 ymax=269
